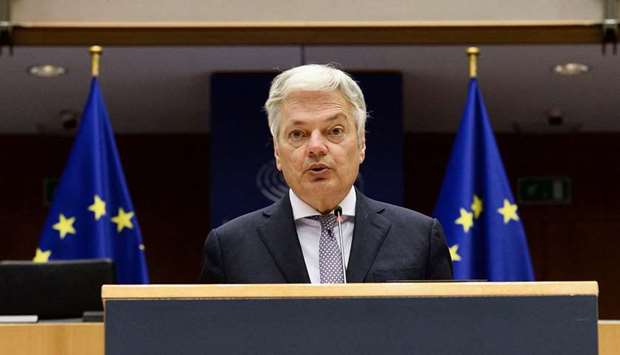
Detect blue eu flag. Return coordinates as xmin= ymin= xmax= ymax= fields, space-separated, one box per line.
xmin=433 ymin=79 xmax=534 ymax=281
xmin=34 ymin=78 xmax=149 ymax=284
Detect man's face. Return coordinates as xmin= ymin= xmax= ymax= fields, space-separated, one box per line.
xmin=274 ymin=90 xmax=366 ymax=213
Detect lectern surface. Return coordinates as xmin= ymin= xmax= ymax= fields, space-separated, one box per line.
xmin=104 ymin=282 xmax=598 ymax=355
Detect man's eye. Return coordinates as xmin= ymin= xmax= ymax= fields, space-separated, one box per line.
xmin=329 ymin=126 xmax=345 ymax=137
xmin=288 ymin=130 xmax=306 ymax=141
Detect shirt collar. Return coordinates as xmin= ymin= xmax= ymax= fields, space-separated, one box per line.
xmin=289 ymin=186 xmax=356 ymax=221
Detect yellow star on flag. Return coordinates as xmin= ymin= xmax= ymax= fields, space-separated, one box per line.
xmin=455 ymin=208 xmax=474 ymax=233
xmin=33 ymin=248 xmax=51 ymax=263
xmin=111 ymin=208 xmax=134 ymax=233
xmin=449 ymin=245 xmax=461 ymax=262
xmin=53 ymin=214 xmax=76 ymax=239
xmin=471 ymin=195 xmax=483 ymax=219
xmin=88 ymin=195 xmax=107 ymax=221
xmin=497 ymin=199 xmax=519 ymax=224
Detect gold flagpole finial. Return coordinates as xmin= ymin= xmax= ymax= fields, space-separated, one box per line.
xmin=467 ymin=47 xmax=480 ymax=79
xmin=89 ymin=45 xmax=103 ymax=77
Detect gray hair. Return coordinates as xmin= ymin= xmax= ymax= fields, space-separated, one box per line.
xmin=264 ymin=64 xmax=367 ymax=143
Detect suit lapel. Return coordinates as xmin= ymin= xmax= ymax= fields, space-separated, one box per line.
xmin=257 ymin=196 xmax=311 ymax=283
xmin=347 ymin=191 xmax=392 ymax=282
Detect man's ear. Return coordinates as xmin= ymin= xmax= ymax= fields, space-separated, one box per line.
xmin=274 ymin=140 xmax=282 ymax=171
xmin=358 ymin=137 xmax=366 ymax=163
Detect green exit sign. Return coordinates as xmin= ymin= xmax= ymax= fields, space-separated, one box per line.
xmin=517 ymin=177 xmax=572 ymax=205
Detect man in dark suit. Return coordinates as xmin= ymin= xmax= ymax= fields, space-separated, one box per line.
xmin=201 ymin=64 xmax=452 ymax=283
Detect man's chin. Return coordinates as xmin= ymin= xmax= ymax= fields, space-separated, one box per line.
xmin=297 ymin=180 xmax=336 ymax=196
xmin=304 ymin=178 xmax=334 ymax=189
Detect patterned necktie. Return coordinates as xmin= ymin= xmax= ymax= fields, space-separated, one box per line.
xmin=310 ymin=214 xmax=344 ymax=283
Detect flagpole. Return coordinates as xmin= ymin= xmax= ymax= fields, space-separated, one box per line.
xmin=467 ymin=47 xmax=479 ymax=78
xmin=89 ymin=45 xmax=103 ymax=77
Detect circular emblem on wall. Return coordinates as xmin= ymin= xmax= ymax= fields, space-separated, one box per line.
xmin=256 ymin=160 xmax=289 ymax=203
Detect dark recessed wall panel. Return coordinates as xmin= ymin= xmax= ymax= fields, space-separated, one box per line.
xmin=0 ymin=133 xmax=618 ymax=317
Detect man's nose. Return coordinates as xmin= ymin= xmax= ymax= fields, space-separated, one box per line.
xmin=307 ymin=130 xmax=328 ymax=156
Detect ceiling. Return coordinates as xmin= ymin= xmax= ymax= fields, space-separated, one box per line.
xmin=0 ymin=44 xmax=618 ymax=134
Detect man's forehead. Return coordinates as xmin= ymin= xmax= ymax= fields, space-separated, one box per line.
xmin=282 ymin=91 xmax=352 ymax=118
xmin=283 ymin=90 xmax=347 ymax=106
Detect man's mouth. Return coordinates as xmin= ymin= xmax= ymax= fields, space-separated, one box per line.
xmin=307 ymin=164 xmax=329 ymax=174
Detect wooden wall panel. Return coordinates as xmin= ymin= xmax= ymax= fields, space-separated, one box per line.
xmin=407 ymin=133 xmax=620 ymax=318
xmin=1 ymin=133 xmax=618 ymax=317
xmin=0 ymin=135 xmax=209 ymax=284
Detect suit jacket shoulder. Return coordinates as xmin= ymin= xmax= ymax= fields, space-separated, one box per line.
xmin=212 ymin=205 xmax=272 ymax=243
xmin=366 ymin=196 xmax=436 ymax=226
xmin=200 ymin=197 xmax=310 ymax=284
xmin=351 ymin=192 xmax=453 ymax=281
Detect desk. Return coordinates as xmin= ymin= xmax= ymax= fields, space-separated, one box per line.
xmin=0 ymin=323 xmax=103 ymax=355
xmin=600 ymin=320 xmax=620 ymax=355
xmin=103 ymin=283 xmax=599 ymax=355
xmin=0 ymin=320 xmax=617 ymax=355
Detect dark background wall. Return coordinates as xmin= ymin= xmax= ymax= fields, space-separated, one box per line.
xmin=0 ymin=135 xmax=209 ymax=283
xmin=409 ymin=133 xmax=620 ymax=319
xmin=1 ymin=133 xmax=617 ymax=317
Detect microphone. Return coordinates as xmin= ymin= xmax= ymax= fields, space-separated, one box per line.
xmin=334 ymin=206 xmax=347 ymax=284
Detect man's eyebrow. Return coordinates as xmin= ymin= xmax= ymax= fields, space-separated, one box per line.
xmin=287 ymin=114 xmax=347 ymax=126
xmin=325 ymin=114 xmax=347 ymax=122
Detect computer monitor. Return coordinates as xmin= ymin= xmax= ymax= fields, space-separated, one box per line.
xmin=0 ymin=259 xmax=115 ymax=319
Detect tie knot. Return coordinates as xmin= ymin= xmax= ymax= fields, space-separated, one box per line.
xmin=309 ymin=214 xmax=337 ymax=230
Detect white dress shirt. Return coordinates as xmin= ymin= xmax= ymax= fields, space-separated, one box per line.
xmin=289 ymin=187 xmax=356 ymax=284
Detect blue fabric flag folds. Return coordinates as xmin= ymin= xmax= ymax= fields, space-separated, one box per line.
xmin=35 ymin=78 xmax=149 ymax=284
xmin=433 ymin=79 xmax=534 ymax=281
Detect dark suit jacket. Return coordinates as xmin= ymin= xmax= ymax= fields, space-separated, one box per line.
xmin=200 ymin=191 xmax=452 ymax=283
